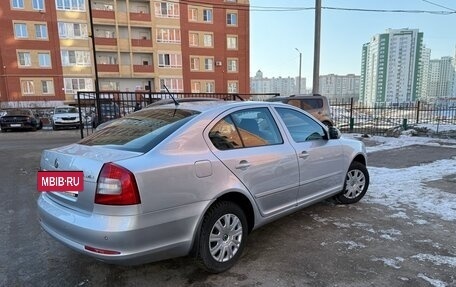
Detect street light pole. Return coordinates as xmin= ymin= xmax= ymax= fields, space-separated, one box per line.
xmin=312 ymin=0 xmax=321 ymax=95
xmin=295 ymin=48 xmax=302 ymax=94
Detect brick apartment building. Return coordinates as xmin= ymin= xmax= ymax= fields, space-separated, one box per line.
xmin=0 ymin=0 xmax=250 ymax=108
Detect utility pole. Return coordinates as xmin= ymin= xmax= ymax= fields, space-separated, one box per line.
xmin=295 ymin=48 xmax=302 ymax=94
xmin=87 ymin=0 xmax=101 ymax=123
xmin=312 ymin=0 xmax=321 ymax=95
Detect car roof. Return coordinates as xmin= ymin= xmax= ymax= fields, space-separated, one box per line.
xmin=146 ymin=97 xmax=223 ymax=107
xmin=146 ymin=100 xmax=288 ymax=114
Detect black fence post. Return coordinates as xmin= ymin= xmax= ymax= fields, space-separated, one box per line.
xmin=349 ymin=97 xmax=354 ymax=132
xmin=416 ymin=101 xmax=420 ymax=124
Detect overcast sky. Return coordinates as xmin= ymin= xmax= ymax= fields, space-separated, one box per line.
xmin=249 ymin=0 xmax=456 ymax=83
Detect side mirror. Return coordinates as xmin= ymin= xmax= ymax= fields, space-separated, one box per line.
xmin=328 ymin=126 xmax=341 ymax=139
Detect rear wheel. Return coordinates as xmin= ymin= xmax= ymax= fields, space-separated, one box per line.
xmin=335 ymin=162 xmax=369 ymax=204
xmin=197 ymin=201 xmax=247 ymax=273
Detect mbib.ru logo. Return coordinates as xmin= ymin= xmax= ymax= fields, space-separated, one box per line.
xmin=37 ymin=171 xmax=84 ymax=192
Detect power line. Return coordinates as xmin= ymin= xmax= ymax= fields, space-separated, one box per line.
xmin=421 ymin=0 xmax=456 ymax=12
xmin=165 ymin=0 xmax=456 ymax=14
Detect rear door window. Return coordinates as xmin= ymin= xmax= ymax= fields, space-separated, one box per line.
xmin=209 ymin=107 xmax=283 ymax=150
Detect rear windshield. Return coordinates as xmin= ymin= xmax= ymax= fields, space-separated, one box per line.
xmin=79 ymin=108 xmax=200 ymax=152
xmin=55 ymin=107 xmax=78 ymax=114
xmin=4 ymin=109 xmax=32 ymax=116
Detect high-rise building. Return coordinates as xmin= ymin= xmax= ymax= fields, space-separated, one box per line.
xmin=360 ymin=28 xmax=423 ymax=105
xmin=318 ymin=74 xmax=360 ymax=101
xmin=419 ymin=46 xmax=431 ymax=101
xmin=427 ymin=57 xmax=455 ymax=103
xmin=250 ymin=70 xmax=306 ymax=100
xmin=0 ymin=0 xmax=250 ymax=108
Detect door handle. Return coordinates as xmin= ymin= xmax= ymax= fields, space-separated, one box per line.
xmin=299 ymin=151 xmax=309 ymax=159
xmin=235 ymin=160 xmax=251 ymax=170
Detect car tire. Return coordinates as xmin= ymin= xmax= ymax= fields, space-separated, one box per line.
xmin=196 ymin=201 xmax=247 ymax=273
xmin=322 ymin=120 xmax=333 ymax=127
xmin=335 ymin=162 xmax=369 ymax=204
xmin=52 ymin=124 xmax=57 ymax=131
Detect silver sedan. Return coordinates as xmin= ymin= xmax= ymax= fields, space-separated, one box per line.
xmin=37 ymin=101 xmax=369 ymax=273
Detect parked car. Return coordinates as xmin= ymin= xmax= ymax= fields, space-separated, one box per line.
xmin=37 ymin=101 xmax=369 ymax=273
xmin=91 ymin=102 xmax=121 ymax=128
xmin=51 ymin=106 xmax=81 ymax=130
xmin=0 ymin=109 xmax=42 ymax=132
xmin=266 ymin=94 xmax=334 ymax=126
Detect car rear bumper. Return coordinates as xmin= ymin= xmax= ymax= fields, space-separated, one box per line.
xmin=37 ymin=194 xmax=208 ymax=265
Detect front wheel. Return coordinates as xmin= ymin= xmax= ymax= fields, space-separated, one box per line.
xmin=335 ymin=162 xmax=369 ymax=204
xmin=196 ymin=201 xmax=247 ymax=273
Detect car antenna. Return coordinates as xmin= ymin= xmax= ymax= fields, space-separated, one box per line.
xmin=163 ymin=84 xmax=179 ymax=106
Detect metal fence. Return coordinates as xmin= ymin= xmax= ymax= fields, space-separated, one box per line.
xmin=75 ymin=91 xmax=279 ymax=138
xmin=330 ymin=98 xmax=456 ymax=135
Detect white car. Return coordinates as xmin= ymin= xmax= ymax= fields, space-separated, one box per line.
xmin=51 ymin=106 xmax=81 ymax=130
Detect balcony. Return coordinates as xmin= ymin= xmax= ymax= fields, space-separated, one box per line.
xmin=97 ymin=64 xmax=119 ymax=73
xmin=133 ymin=65 xmax=154 ymax=73
xmin=92 ymin=9 xmax=115 ymax=20
xmin=130 ymin=11 xmax=151 ymax=22
xmin=95 ymin=37 xmax=117 ymax=46
xmin=131 ymin=38 xmax=153 ymax=48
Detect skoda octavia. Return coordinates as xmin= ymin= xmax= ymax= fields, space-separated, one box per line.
xmin=37 ymin=101 xmax=369 ymax=273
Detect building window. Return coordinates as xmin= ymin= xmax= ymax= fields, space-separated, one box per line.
xmin=56 ymin=0 xmax=85 ymax=11
xmin=227 ymin=35 xmax=238 ymax=50
xmin=100 ymin=81 xmax=120 ymax=91
xmin=227 ymin=59 xmax=238 ymax=72
xmin=203 ymin=34 xmax=213 ymax=47
xmin=61 ymin=50 xmax=91 ymax=66
xmin=203 ymin=9 xmax=212 ymax=22
xmin=189 ymin=33 xmax=199 ymax=47
xmin=228 ymin=81 xmax=238 ymax=93
xmin=191 ymin=81 xmax=201 ymax=93
xmin=188 ymin=7 xmax=198 ymax=21
xmin=156 ymin=28 xmax=181 ymax=43
xmin=227 ymin=12 xmax=237 ymax=26
xmin=21 ymin=80 xmax=35 ymax=94
xmin=190 ymin=57 xmax=200 ymax=70
xmin=158 ymin=53 xmax=182 ymax=68
xmin=38 ymin=53 xmax=51 ymax=67
xmin=205 ymin=82 xmax=214 ymax=93
xmin=41 ymin=80 xmax=54 ymax=94
xmin=98 ymin=55 xmax=117 ymax=64
xmin=204 ymin=58 xmax=214 ymax=71
xmin=33 ymin=0 xmax=44 ymax=10
xmin=35 ymin=24 xmax=48 ymax=39
xmin=154 ymin=2 xmax=179 ymax=18
xmin=160 ymin=78 xmax=183 ymax=92
xmin=58 ymin=22 xmax=88 ymax=39
xmin=12 ymin=0 xmax=24 ymax=9
xmin=18 ymin=52 xmax=31 ymax=67
xmin=14 ymin=23 xmax=28 ymax=38
xmin=64 ymin=78 xmax=93 ymax=93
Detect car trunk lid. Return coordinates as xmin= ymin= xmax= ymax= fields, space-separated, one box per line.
xmin=40 ymin=144 xmax=142 ymax=213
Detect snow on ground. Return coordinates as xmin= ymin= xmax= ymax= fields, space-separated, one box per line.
xmin=342 ymin=129 xmax=456 ymax=221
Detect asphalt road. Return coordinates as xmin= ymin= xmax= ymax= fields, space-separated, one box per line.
xmin=1 ymin=130 xmax=455 ymax=287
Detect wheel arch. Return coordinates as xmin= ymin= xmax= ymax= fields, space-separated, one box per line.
xmin=352 ymin=153 xmax=367 ymax=167
xmin=189 ymin=191 xmax=256 ymax=257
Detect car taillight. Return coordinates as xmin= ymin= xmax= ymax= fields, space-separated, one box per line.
xmin=95 ymin=163 xmax=141 ymax=205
